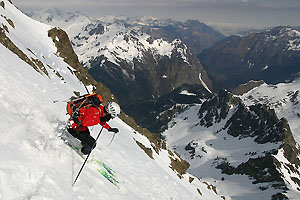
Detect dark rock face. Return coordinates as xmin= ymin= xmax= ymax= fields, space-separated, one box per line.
xmin=225 ymin=103 xmax=285 ymax=144
xmin=142 ymin=19 xmax=225 ymax=54
xmin=198 ymin=89 xmax=241 ymax=127
xmin=87 ymin=23 xmax=104 ymax=35
xmin=199 ymin=26 xmax=300 ymax=90
xmin=197 ymin=90 xmax=300 ymax=199
xmin=124 ymin=84 xmax=212 ymax=134
xmin=82 ymin=18 xmax=223 ymax=109
xmin=88 ymin=40 xmax=212 ymax=106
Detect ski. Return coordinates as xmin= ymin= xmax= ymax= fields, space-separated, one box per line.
xmin=93 ymin=159 xmax=116 ymax=176
xmin=90 ymin=158 xmax=120 ymax=189
xmin=96 ymin=167 xmax=120 ymax=188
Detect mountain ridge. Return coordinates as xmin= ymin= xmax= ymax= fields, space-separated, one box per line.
xmin=28 ymin=8 xmax=214 ymax=107
xmin=164 ymin=88 xmax=300 ymax=200
xmin=199 ymin=26 xmax=300 ymax=90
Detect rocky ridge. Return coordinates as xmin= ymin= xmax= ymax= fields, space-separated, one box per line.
xmin=164 ymin=89 xmax=300 ymax=200
xmin=199 ymin=26 xmax=300 ymax=90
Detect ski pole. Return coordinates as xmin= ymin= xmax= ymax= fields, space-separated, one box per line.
xmin=53 ymin=99 xmax=69 ymax=103
xmin=107 ymin=132 xmax=117 ymax=147
xmin=72 ymin=123 xmax=106 ymax=187
xmin=83 ymin=84 xmax=90 ymax=94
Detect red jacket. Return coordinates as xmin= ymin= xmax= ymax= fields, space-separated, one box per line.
xmin=70 ymin=105 xmax=111 ymax=132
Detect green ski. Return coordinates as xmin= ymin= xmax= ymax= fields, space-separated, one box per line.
xmin=90 ymin=158 xmax=120 ymax=188
xmin=96 ymin=167 xmax=120 ymax=188
xmin=94 ymin=159 xmax=116 ymax=176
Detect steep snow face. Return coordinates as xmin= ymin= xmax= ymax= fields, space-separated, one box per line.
xmin=0 ymin=1 xmax=221 ymax=199
xmin=241 ymin=79 xmax=300 ymax=144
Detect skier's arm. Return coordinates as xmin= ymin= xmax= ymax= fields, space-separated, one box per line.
xmin=100 ymin=121 xmax=111 ymax=130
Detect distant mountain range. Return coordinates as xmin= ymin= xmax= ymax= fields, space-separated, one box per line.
xmin=28 ymin=9 xmax=223 ymax=108
xmin=199 ymin=26 xmax=300 ymax=90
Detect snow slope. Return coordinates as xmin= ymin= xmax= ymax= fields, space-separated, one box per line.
xmin=0 ymin=1 xmax=220 ymax=199
xmin=164 ymin=106 xmax=277 ymax=200
xmin=163 ymin=89 xmax=300 ymax=200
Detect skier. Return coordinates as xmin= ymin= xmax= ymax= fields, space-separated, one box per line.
xmin=67 ymin=101 xmax=121 ymax=155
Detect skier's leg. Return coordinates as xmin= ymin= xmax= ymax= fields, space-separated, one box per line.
xmin=78 ymin=128 xmax=96 ymax=155
xmin=67 ymin=126 xmax=88 ymax=141
xmin=67 ymin=127 xmax=77 ymax=137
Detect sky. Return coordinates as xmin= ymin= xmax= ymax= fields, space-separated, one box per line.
xmin=12 ymin=0 xmax=300 ymax=29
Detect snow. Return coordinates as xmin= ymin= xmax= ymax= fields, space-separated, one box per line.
xmin=274 ymin=149 xmax=300 ymax=195
xmin=266 ymin=27 xmax=300 ymax=51
xmin=246 ymin=60 xmax=254 ymax=68
xmin=288 ymin=39 xmax=300 ymax=51
xmin=180 ymin=90 xmax=196 ymax=96
xmin=0 ymin=1 xmax=221 ymax=199
xmin=199 ymin=73 xmax=212 ymax=93
xmin=262 ymin=65 xmax=269 ymax=70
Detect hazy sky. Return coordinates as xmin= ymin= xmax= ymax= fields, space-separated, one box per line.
xmin=12 ymin=0 xmax=300 ymax=28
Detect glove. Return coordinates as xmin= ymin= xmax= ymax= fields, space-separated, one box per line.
xmin=108 ymin=128 xmax=119 ymax=133
xmin=100 ymin=114 xmax=112 ymax=122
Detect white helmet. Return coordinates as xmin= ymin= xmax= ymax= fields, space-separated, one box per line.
xmin=105 ymin=102 xmax=121 ymax=117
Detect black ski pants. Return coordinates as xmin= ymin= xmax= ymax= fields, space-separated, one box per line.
xmin=67 ymin=127 xmax=96 ymax=155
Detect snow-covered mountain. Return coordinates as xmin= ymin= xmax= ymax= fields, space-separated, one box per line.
xmin=29 ymin=9 xmax=224 ymax=55
xmin=163 ymin=83 xmax=300 ymax=199
xmin=241 ymin=79 xmax=300 ymax=145
xmin=199 ymin=26 xmax=300 ymax=90
xmin=28 ymin=8 xmax=213 ymax=107
xmin=0 ymin=1 xmax=222 ymax=199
